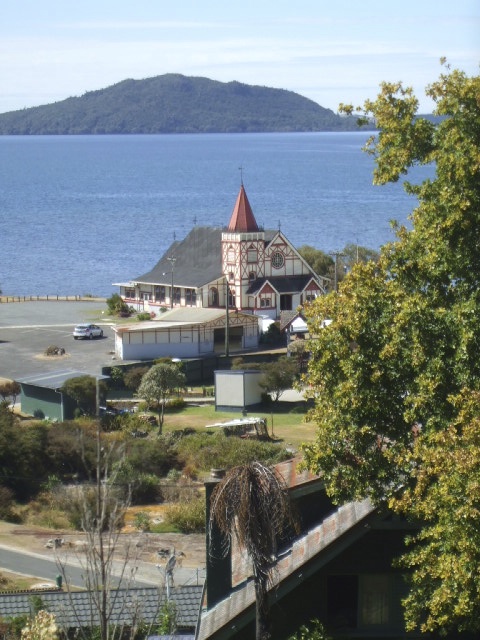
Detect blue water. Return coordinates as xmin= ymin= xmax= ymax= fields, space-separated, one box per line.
xmin=0 ymin=133 xmax=428 ymax=297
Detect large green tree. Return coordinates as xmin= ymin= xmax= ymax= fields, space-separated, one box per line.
xmin=302 ymin=63 xmax=480 ymax=633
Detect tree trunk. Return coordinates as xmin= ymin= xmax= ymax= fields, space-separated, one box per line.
xmin=254 ymin=575 xmax=271 ymax=640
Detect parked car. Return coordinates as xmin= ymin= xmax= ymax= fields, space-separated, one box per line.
xmin=73 ymin=323 xmax=103 ymax=340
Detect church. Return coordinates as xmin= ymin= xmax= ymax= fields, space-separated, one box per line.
xmin=116 ymin=184 xmax=329 ymax=320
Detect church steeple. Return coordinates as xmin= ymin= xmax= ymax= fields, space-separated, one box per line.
xmin=227 ymin=184 xmax=259 ymax=232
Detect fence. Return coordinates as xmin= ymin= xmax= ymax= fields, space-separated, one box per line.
xmin=0 ymin=295 xmax=106 ymax=303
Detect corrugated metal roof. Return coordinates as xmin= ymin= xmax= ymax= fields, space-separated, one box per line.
xmin=115 ymin=308 xmax=259 ymax=334
xmin=16 ymin=369 xmax=109 ymax=389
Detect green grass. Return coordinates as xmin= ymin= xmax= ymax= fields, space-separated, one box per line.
xmin=162 ymin=401 xmax=316 ymax=451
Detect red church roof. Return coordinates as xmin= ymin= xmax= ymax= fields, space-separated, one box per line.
xmin=227 ymin=185 xmax=259 ymax=232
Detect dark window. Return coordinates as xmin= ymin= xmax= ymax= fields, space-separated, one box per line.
xmin=327 ymin=575 xmax=358 ymax=630
xmin=186 ymin=288 xmax=196 ymax=305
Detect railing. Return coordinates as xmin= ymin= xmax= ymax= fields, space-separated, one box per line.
xmin=0 ymin=295 xmax=106 ymax=303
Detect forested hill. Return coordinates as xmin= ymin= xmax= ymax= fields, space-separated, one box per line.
xmin=0 ymin=74 xmax=364 ymax=135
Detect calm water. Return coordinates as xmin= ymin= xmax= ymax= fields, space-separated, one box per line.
xmin=0 ymin=133 xmax=427 ymax=297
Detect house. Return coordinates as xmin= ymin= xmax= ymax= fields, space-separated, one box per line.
xmin=198 ymin=459 xmax=418 ymax=640
xmin=0 ymin=586 xmax=203 ymax=636
xmin=16 ymin=370 xmax=109 ymax=421
xmin=113 ymin=307 xmax=259 ymax=361
xmin=115 ymin=184 xmax=329 ymax=320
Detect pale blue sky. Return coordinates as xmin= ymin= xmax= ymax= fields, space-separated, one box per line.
xmin=1 ymin=0 xmax=478 ymax=114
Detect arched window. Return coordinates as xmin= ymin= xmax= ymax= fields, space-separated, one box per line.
xmin=227 ymin=246 xmax=235 ymax=263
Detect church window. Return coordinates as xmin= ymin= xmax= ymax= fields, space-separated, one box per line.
xmin=229 ymin=271 xmax=234 ymax=281
xmin=271 ymin=251 xmax=285 ymax=269
xmin=249 ymin=271 xmax=256 ymax=282
xmin=247 ymin=248 xmax=258 ymax=263
xmin=227 ymin=246 xmax=235 ymax=263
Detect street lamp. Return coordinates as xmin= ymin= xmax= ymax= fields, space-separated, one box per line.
xmin=167 ymin=257 xmax=177 ymax=309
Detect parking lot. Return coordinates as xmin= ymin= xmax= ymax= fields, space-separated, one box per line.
xmin=0 ymin=301 xmax=115 ymax=381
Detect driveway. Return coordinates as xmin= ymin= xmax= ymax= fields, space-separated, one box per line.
xmin=0 ymin=300 xmax=115 ymax=381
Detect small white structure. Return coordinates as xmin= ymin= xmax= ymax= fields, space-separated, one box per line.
xmin=214 ymin=369 xmax=264 ymax=412
xmin=113 ymin=308 xmax=259 ymax=361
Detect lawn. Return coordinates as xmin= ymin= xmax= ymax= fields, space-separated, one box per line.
xmin=162 ymin=400 xmax=317 ymax=452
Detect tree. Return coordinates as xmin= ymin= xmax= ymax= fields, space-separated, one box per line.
xmin=106 ymin=293 xmax=130 ymax=316
xmin=297 ymin=245 xmax=333 ymax=277
xmin=61 ymin=375 xmax=106 ymax=416
xmin=55 ymin=423 xmax=153 ymax=640
xmin=303 ymin=63 xmax=480 ymax=632
xmin=136 ymin=363 xmax=186 ymax=434
xmin=0 ymin=380 xmax=21 ymax=411
xmin=209 ymin=462 xmax=296 ymax=640
xmin=21 ymin=610 xmax=59 ymax=640
xmin=123 ymin=366 xmax=150 ymax=392
xmin=260 ymin=356 xmax=299 ymax=403
xmin=393 ymin=390 xmax=480 ymax=635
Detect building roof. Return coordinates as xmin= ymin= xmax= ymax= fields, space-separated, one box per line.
xmin=134 ymin=227 xmax=223 ymax=288
xmin=246 ymin=275 xmax=314 ymax=295
xmin=16 ymin=369 xmax=109 ymax=390
xmin=227 ymin=185 xmax=259 ymax=232
xmin=114 ymin=308 xmax=258 ymax=334
xmin=0 ymin=586 xmax=203 ymax=630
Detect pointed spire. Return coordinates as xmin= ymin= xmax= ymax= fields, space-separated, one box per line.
xmin=227 ymin=184 xmax=259 ymax=232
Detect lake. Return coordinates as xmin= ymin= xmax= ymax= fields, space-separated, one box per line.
xmin=0 ymin=132 xmax=428 ymax=297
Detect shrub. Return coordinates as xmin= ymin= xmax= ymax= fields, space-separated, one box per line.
xmin=44 ymin=345 xmax=65 ymax=356
xmin=134 ymin=511 xmax=151 ymax=532
xmin=106 ymin=293 xmax=130 ymax=316
xmin=162 ymin=497 xmax=205 ymax=533
xmin=123 ymin=366 xmax=150 ymax=392
xmin=166 ymin=397 xmax=185 ymax=412
xmin=136 ymin=312 xmax=152 ymax=321
xmin=174 ymin=431 xmax=291 ymax=472
xmin=159 ymin=477 xmax=199 ymax=503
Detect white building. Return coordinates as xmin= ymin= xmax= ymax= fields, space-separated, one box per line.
xmin=115 ymin=184 xmax=329 ymax=320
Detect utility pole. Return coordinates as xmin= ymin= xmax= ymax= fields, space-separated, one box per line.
xmin=167 ymin=256 xmax=177 ymax=309
xmin=225 ymin=278 xmax=230 ymax=357
xmin=330 ymin=251 xmax=345 ymax=292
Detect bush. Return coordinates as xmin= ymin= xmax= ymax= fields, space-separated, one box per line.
xmin=166 ymin=397 xmax=186 ymax=412
xmin=159 ymin=476 xmax=199 ymax=503
xmin=106 ymin=293 xmax=130 ymax=316
xmin=124 ymin=366 xmax=150 ymax=392
xmin=136 ymin=312 xmax=152 ymax=321
xmin=174 ymin=431 xmax=291 ymax=472
xmin=162 ymin=497 xmax=205 ymax=533
xmin=44 ymin=345 xmax=65 ymax=356
xmin=134 ymin=511 xmax=151 ymax=532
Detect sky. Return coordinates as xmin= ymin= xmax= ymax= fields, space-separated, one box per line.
xmin=1 ymin=0 xmax=478 ymax=115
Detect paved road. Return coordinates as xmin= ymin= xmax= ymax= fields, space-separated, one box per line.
xmin=0 ymin=543 xmax=205 ymax=589
xmin=0 ymin=300 xmax=116 ymax=380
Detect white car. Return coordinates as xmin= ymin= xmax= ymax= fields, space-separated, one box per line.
xmin=73 ymin=323 xmax=103 ymax=340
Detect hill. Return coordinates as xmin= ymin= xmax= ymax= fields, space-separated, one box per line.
xmin=0 ymin=74 xmax=363 ymax=135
